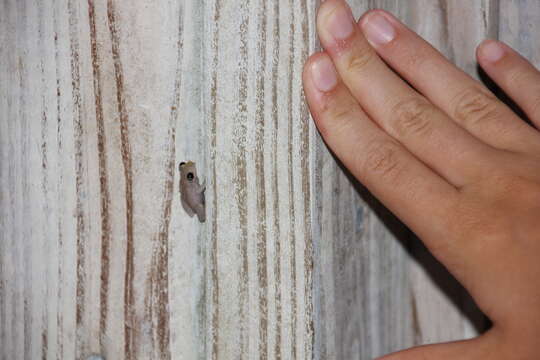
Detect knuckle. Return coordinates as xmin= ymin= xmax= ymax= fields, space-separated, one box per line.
xmin=345 ymin=46 xmax=375 ymax=74
xmin=318 ymin=102 xmax=359 ymax=138
xmin=452 ymin=87 xmax=499 ymax=127
xmin=391 ymin=97 xmax=434 ymax=138
xmin=328 ymin=103 xmax=358 ymax=128
xmin=361 ymin=140 xmax=403 ymax=182
xmin=328 ymin=103 xmax=357 ymax=124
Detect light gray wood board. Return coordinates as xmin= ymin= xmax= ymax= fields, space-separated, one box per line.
xmin=202 ymin=0 xmax=317 ymax=358
xmin=1 ymin=0 xmax=536 ymax=360
xmin=0 ymin=0 xmax=205 ymax=359
xmin=0 ymin=0 xmax=318 ymax=359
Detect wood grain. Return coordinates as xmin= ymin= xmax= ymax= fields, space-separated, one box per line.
xmin=0 ymin=0 xmax=536 ymax=359
xmin=313 ymin=1 xmax=497 ymax=358
xmin=500 ymin=0 xmax=540 ymax=67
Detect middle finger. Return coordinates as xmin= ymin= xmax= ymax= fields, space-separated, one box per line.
xmin=359 ymin=11 xmax=540 ymax=154
xmin=317 ymin=0 xmax=498 ymax=187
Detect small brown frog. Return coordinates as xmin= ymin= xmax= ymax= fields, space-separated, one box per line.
xmin=179 ymin=161 xmax=206 ymax=222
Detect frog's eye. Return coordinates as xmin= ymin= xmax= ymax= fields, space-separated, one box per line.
xmin=179 ymin=162 xmax=186 ymax=171
xmin=187 ymin=172 xmax=194 ymax=181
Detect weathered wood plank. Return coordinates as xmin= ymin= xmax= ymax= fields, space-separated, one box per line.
xmin=0 ymin=0 xmax=203 ymax=358
xmin=1 ymin=0 xmax=537 ymax=359
xmin=203 ymin=0 xmax=316 ymax=358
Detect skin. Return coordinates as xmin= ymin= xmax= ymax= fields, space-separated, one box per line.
xmin=302 ymin=1 xmax=540 ymax=359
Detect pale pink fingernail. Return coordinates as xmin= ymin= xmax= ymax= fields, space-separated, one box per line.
xmin=481 ymin=41 xmax=505 ymax=62
xmin=326 ymin=4 xmax=355 ymax=41
xmin=361 ymin=12 xmax=396 ymax=45
xmin=311 ymin=55 xmax=338 ymax=92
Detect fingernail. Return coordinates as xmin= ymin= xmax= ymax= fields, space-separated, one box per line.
xmin=481 ymin=41 xmax=505 ymax=62
xmin=326 ymin=4 xmax=355 ymax=41
xmin=311 ymin=55 xmax=338 ymax=92
xmin=361 ymin=12 xmax=396 ymax=45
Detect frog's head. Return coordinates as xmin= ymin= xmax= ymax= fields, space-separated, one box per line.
xmin=179 ymin=161 xmax=197 ymax=182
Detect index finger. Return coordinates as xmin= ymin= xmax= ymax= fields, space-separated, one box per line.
xmin=303 ymin=52 xmax=459 ymax=242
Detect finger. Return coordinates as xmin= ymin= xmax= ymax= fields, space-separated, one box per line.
xmin=303 ymin=52 xmax=458 ymax=243
xmin=316 ymin=0 xmax=497 ymax=187
xmin=477 ymin=40 xmax=540 ymax=130
xmin=376 ymin=331 xmax=500 ymax=360
xmin=357 ymin=10 xmax=540 ymax=154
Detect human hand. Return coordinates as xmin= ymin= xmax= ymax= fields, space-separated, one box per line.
xmin=302 ymin=1 xmax=540 ymax=359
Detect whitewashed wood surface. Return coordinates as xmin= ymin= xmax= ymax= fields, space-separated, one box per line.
xmin=0 ymin=0 xmax=535 ymax=359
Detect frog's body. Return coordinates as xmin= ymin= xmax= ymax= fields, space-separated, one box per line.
xmin=179 ymin=161 xmax=206 ymax=222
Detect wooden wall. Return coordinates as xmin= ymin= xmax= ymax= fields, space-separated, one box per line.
xmin=0 ymin=0 xmax=537 ymax=359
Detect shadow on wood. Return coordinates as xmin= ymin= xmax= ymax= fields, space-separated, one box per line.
xmin=332 ymin=149 xmax=491 ymax=335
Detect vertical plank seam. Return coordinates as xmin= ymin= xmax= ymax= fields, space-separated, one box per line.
xmin=0 ymin=15 xmax=5 ymax=349
xmin=489 ymin=0 xmax=500 ymax=40
xmin=437 ymin=0 xmax=452 ymax=59
xmin=0 ymin=8 xmax=5 ymax=348
xmin=482 ymin=0 xmax=500 ymax=39
xmin=287 ymin=0 xmax=298 ymax=357
xmin=0 ymin=9 xmax=5 ymax=358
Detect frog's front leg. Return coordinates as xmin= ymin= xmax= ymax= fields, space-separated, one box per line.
xmin=194 ymin=203 xmax=206 ymax=223
xmin=181 ymin=197 xmax=196 ymax=217
xmin=198 ymin=179 xmax=206 ymax=194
